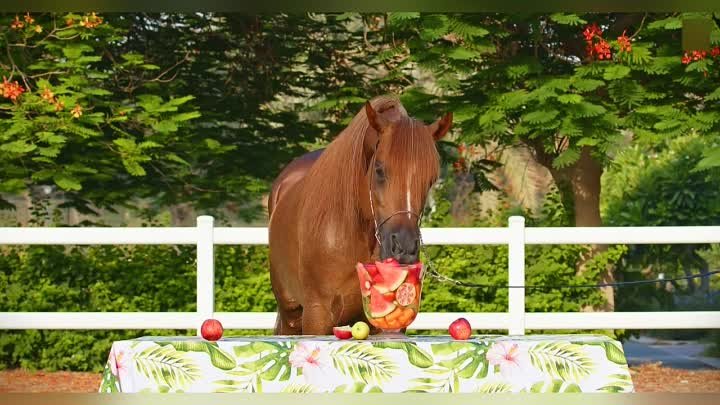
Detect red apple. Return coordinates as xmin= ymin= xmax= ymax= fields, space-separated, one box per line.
xmin=201 ymin=318 xmax=224 ymax=341
xmin=449 ymin=317 xmax=472 ymax=340
xmin=333 ymin=325 xmax=353 ymax=340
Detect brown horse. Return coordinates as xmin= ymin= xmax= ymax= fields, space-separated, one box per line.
xmin=267 ymin=95 xmax=452 ymax=335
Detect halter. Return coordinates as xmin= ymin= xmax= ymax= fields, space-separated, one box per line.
xmin=366 ymin=120 xmax=423 ymax=247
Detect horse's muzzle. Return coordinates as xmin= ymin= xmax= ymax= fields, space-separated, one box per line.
xmin=380 ymin=226 xmax=420 ymax=264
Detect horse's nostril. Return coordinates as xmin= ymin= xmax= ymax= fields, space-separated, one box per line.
xmin=391 ymin=234 xmax=402 ymax=254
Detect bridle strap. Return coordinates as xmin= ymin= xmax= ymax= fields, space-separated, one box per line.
xmin=367 ymin=121 xmax=423 ymax=247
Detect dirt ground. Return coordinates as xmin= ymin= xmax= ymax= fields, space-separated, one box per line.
xmin=1 ymin=363 xmax=720 ymax=393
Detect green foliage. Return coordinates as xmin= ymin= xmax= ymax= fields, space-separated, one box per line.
xmin=602 ymin=135 xmax=720 ymax=313
xmin=417 ymin=174 xmax=613 ymax=333
xmin=0 ymin=242 xmax=276 ymax=371
xmin=0 ymin=13 xmax=212 ymax=215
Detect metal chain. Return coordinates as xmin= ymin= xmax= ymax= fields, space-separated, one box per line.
xmin=418 ymin=228 xmax=720 ymax=289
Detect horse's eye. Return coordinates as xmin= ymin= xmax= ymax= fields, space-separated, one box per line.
xmin=374 ymin=162 xmax=385 ymax=181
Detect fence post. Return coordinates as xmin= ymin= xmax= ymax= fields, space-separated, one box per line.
xmin=196 ymin=215 xmax=215 ymax=336
xmin=508 ymin=216 xmax=526 ymax=335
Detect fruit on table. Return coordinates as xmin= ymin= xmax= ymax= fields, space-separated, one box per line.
xmin=351 ymin=321 xmax=370 ymax=340
xmin=373 ymin=261 xmax=408 ymax=293
xmin=201 ymin=318 xmax=224 ymax=341
xmin=333 ymin=325 xmax=353 ymax=340
xmin=369 ymin=287 xmax=396 ymax=317
xmin=449 ymin=317 xmax=472 ymax=340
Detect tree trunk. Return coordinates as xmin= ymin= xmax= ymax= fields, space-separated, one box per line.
xmin=169 ymin=203 xmax=196 ymax=227
xmin=15 ymin=191 xmax=31 ymax=226
xmin=546 ymin=147 xmax=615 ymax=311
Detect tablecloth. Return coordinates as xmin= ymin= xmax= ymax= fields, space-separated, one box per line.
xmin=99 ymin=334 xmax=634 ymax=393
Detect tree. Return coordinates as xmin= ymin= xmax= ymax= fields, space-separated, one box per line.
xmin=1 ymin=12 xmax=384 ymax=224
xmin=0 ymin=12 xmax=206 ymax=222
xmin=327 ymin=11 xmax=720 ymax=310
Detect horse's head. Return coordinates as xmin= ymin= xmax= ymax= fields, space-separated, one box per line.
xmin=362 ymin=101 xmax=453 ymax=264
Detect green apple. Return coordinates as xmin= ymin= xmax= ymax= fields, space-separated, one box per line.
xmin=351 ymin=321 xmax=370 ymax=340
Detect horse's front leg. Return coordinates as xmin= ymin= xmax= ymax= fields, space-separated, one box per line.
xmin=301 ymin=301 xmax=336 ymax=335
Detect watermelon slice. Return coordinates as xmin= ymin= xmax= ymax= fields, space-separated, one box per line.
xmin=374 ymin=261 xmax=408 ymax=293
xmin=369 ymin=287 xmax=396 ymax=318
xmin=365 ymin=263 xmax=379 ymax=277
xmin=356 ymin=263 xmax=372 ymax=297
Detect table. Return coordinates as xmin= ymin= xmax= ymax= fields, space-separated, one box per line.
xmin=99 ymin=334 xmax=634 ymax=393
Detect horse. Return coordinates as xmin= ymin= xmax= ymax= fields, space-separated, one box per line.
xmin=267 ymin=95 xmax=453 ymax=335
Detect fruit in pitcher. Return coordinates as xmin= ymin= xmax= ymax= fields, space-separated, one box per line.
xmin=352 ymin=321 xmax=370 ymax=340
xmin=374 ymin=261 xmax=408 ymax=293
xmin=365 ymin=263 xmax=379 ymax=277
xmin=201 ymin=318 xmax=224 ymax=341
xmin=333 ymin=325 xmax=353 ymax=340
xmin=356 ymin=263 xmax=372 ymax=297
xmin=406 ymin=263 xmax=422 ymax=284
xmin=449 ymin=317 xmax=472 ymax=340
xmin=369 ymin=287 xmax=397 ymax=317
xmin=382 ymin=291 xmax=396 ymax=302
xmin=395 ymin=282 xmax=417 ymax=306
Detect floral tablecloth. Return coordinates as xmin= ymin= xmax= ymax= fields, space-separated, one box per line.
xmin=99 ymin=334 xmax=634 ymax=393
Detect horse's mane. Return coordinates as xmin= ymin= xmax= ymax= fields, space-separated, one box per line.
xmin=300 ymin=95 xmax=440 ymax=240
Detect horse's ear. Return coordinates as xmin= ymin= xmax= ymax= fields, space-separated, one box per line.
xmin=365 ymin=101 xmax=390 ymax=133
xmin=429 ymin=112 xmax=453 ymax=141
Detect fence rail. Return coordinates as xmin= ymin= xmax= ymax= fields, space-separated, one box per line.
xmin=1 ymin=215 xmax=719 ymax=335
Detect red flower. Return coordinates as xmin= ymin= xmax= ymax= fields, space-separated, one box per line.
xmin=691 ymin=50 xmax=707 ymax=61
xmin=457 ymin=144 xmax=466 ymax=154
xmin=1 ymin=77 xmax=25 ymax=101
xmin=585 ymin=43 xmax=594 ymax=58
xmin=617 ymin=30 xmax=632 ymax=53
xmin=583 ymin=23 xmax=602 ymax=42
xmin=712 ymin=47 xmax=720 ymax=58
xmin=582 ymin=23 xmax=613 ymax=61
xmin=681 ymin=52 xmax=691 ymax=65
xmin=10 ymin=15 xmax=24 ymax=30
xmin=594 ymin=40 xmax=612 ymax=60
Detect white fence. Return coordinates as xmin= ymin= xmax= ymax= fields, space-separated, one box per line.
xmin=1 ymin=215 xmax=719 ymax=336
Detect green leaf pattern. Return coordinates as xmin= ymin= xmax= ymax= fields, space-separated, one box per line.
xmin=100 ymin=335 xmax=633 ymax=393
xmin=529 ymin=341 xmax=595 ymax=382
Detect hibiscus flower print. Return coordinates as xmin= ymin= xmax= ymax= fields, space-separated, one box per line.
xmin=486 ymin=341 xmax=541 ymax=385
xmin=108 ymin=346 xmax=131 ymax=381
xmin=289 ymin=342 xmax=334 ymax=389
